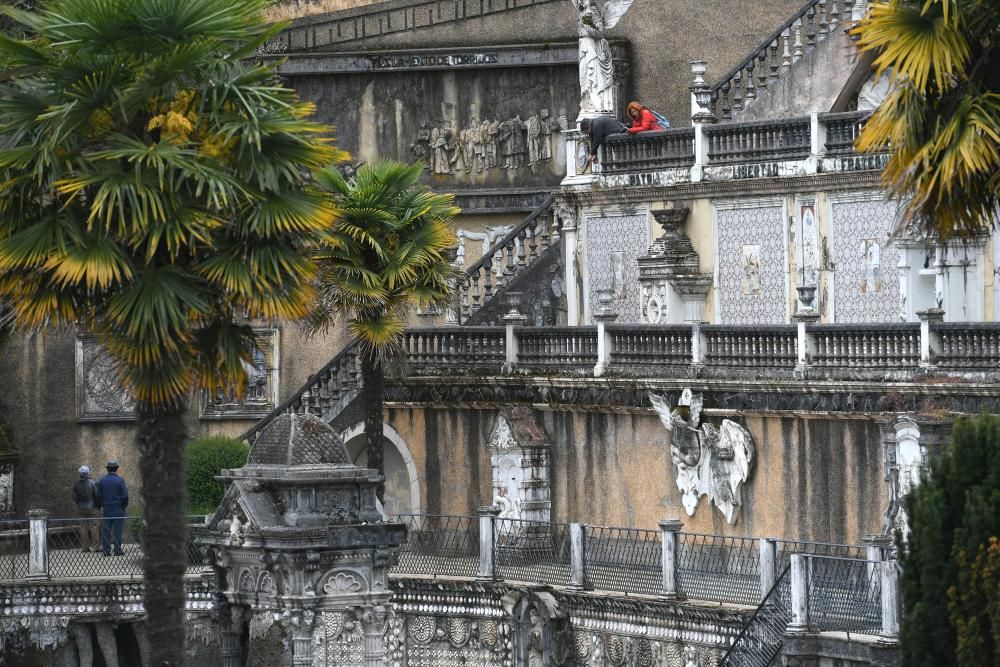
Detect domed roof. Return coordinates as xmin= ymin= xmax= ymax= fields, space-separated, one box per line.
xmin=246 ymin=413 xmax=352 ymax=466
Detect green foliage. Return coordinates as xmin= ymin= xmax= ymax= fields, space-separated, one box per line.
xmin=852 ymin=0 xmax=1000 ymax=240
xmin=186 ymin=436 xmax=248 ymax=514
xmin=307 ymin=159 xmax=459 ymax=363
xmin=0 ymin=0 xmax=346 ymax=407
xmin=900 ymin=415 xmax=1000 ymax=666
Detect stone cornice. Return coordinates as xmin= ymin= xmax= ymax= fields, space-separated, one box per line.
xmin=384 ymin=373 xmax=1000 ymax=417
xmin=559 ymin=170 xmax=885 ymax=207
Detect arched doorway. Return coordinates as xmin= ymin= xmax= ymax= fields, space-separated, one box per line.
xmin=341 ymin=423 xmax=421 ymax=517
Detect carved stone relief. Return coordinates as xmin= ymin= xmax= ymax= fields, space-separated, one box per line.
xmin=650 ymin=389 xmax=755 ymax=524
xmin=0 ymin=463 xmax=13 ymax=516
xmin=394 ymin=614 xmax=511 ymax=666
xmin=487 ymin=408 xmax=552 ymax=525
xmin=410 ymin=110 xmax=567 ymax=177
xmin=75 ymin=336 xmax=135 ymax=420
xmin=313 ymin=610 xmax=363 ymax=666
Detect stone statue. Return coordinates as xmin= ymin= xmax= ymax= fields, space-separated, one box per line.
xmin=526 ymin=113 xmax=542 ymax=166
xmin=527 ymin=608 xmax=544 ymax=667
xmin=539 ymin=108 xmax=554 ymax=161
xmin=449 ymin=129 xmax=467 ymax=173
xmin=571 ymin=0 xmax=635 ymax=114
xmin=430 ymin=128 xmax=452 ymax=174
xmin=509 ymin=115 xmax=526 ymax=169
xmin=649 ymin=389 xmax=755 ymax=524
xmin=0 ymin=464 xmax=12 ymax=515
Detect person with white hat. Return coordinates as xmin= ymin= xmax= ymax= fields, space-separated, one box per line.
xmin=71 ymin=465 xmax=100 ymax=552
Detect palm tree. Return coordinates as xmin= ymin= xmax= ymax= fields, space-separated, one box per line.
xmin=0 ymin=0 xmax=344 ymax=662
xmin=852 ymin=0 xmax=1000 ymax=240
xmin=308 ymin=160 xmax=458 ymax=501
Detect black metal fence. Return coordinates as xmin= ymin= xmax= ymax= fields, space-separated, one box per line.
xmin=806 ymin=556 xmax=882 ymax=635
xmin=391 ymin=514 xmax=480 ymax=579
xmin=721 ymin=566 xmax=792 ymax=667
xmin=679 ymin=532 xmax=762 ymax=606
xmin=495 ymin=518 xmax=572 ymax=586
xmin=585 ymin=525 xmax=661 ymax=596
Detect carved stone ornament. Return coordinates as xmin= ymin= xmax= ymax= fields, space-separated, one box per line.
xmin=650 ymin=389 xmax=756 ymax=524
xmin=489 ymin=414 xmax=516 ymax=452
xmin=323 ymin=571 xmax=365 ymax=595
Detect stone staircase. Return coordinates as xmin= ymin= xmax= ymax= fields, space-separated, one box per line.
xmin=239 ymin=195 xmax=558 ymax=443
xmin=709 ymin=0 xmax=868 ymax=121
xmin=265 ymin=0 xmax=562 ymax=52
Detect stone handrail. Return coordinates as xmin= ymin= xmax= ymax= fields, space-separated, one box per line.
xmin=601 ymin=129 xmax=696 ymax=174
xmin=395 ymin=321 xmax=1000 ymax=379
xmin=269 ymin=0 xmax=561 ymax=52
xmin=709 ymin=0 xmax=864 ymax=120
xmin=458 ymin=195 xmax=556 ymax=322
xmin=704 ymin=117 xmax=811 ymax=165
xmin=596 ymin=111 xmax=886 ymax=177
xmin=238 ymin=341 xmax=360 ymax=444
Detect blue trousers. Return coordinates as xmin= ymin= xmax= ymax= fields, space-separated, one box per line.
xmin=102 ymin=507 xmax=125 ymax=555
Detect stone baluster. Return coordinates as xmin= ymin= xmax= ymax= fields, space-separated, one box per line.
xmin=744 ymin=61 xmax=756 ymax=100
xmin=731 ymin=72 xmax=744 ymax=113
xmin=526 ymin=216 xmax=539 ymax=260
xmin=817 ymin=0 xmax=829 ymax=36
xmin=880 ymin=559 xmax=900 ymax=644
xmin=476 ymin=505 xmax=501 ymax=580
xmin=828 ymin=0 xmax=840 ymax=30
xmin=516 ymin=227 xmax=528 ymax=269
xmin=483 ymin=259 xmax=495 ymax=298
xmin=787 ymin=554 xmax=811 ymax=634
xmin=756 ymin=50 xmax=769 ymax=88
xmin=658 ymin=519 xmax=684 ymax=600
xmin=780 ymin=28 xmax=792 ymax=72
xmin=851 ymin=0 xmax=868 ymax=22
xmin=719 ymin=81 xmax=732 ymax=120
xmin=792 ymin=18 xmax=804 ymax=61
xmin=918 ymin=308 xmax=944 ymax=367
xmin=567 ymin=523 xmax=589 ymax=590
xmin=28 ymin=509 xmax=49 ymax=581
xmin=768 ymin=39 xmax=780 ymax=79
xmin=759 ymin=537 xmax=778 ymax=599
xmin=806 ymin=6 xmax=817 ymax=46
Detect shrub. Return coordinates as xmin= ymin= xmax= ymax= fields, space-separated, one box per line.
xmin=186 ymin=437 xmax=249 ymax=515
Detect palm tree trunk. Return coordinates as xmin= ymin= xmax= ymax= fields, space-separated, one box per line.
xmin=136 ymin=401 xmax=188 ymax=666
xmin=361 ymin=354 xmax=386 ymax=503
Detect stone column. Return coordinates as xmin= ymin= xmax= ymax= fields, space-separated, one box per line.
xmin=477 ymin=505 xmax=501 ymax=581
xmin=68 ymin=623 xmax=93 ymax=667
xmin=593 ymin=290 xmax=619 ymax=377
xmin=361 ymin=606 xmax=389 ymax=667
xmin=917 ymin=308 xmax=944 ymax=367
xmin=559 ymin=207 xmax=581 ymax=326
xmin=787 ymin=554 xmax=810 ymax=634
xmin=95 ymin=622 xmax=119 ymax=667
xmin=133 ymin=621 xmax=152 ymax=667
xmin=793 ymin=297 xmax=820 ymax=377
xmin=690 ymin=321 xmax=708 ymax=368
xmin=290 ymin=610 xmax=315 ymax=667
xmin=759 ymin=538 xmax=778 ymax=598
xmin=658 ymin=519 xmax=684 ymax=600
xmin=567 ymin=523 xmax=588 ymax=591
xmin=807 ymin=112 xmax=826 ymax=175
xmin=879 ymin=559 xmax=900 ymax=644
xmin=27 ymin=509 xmax=48 ymax=581
xmin=502 ymin=298 xmax=526 ymax=375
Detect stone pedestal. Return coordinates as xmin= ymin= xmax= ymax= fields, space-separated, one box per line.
xmin=637 ymin=208 xmax=713 ymax=324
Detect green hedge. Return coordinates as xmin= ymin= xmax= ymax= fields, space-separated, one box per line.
xmin=186 ymin=436 xmax=249 ymax=515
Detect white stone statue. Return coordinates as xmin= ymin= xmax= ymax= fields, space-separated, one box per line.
xmin=571 ymin=0 xmax=635 ymax=115
xmin=650 ymin=389 xmax=755 ymax=524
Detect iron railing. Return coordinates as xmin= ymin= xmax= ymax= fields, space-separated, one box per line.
xmin=806 ymin=555 xmax=882 ymax=635
xmin=494 ymin=518 xmax=572 ymax=586
xmin=678 ymin=533 xmax=762 ymax=606
xmin=391 ymin=514 xmax=479 ymax=579
xmin=721 ymin=566 xmax=792 ymax=667
xmin=584 ymin=525 xmax=661 ymax=596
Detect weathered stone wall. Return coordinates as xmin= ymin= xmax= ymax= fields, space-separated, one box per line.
xmin=287 ymin=0 xmax=806 ymax=128
xmin=385 ymin=404 xmax=889 ymax=544
xmin=0 ymin=323 xmax=354 ymax=518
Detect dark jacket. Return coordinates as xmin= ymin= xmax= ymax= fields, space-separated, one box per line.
xmin=72 ymin=478 xmax=99 ymax=510
xmin=97 ymin=472 xmax=129 ymax=510
xmin=587 ymin=116 xmax=627 ymax=157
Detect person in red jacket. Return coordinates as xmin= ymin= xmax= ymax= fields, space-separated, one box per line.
xmin=626 ymin=101 xmax=664 ymax=134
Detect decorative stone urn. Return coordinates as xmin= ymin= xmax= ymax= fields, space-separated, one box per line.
xmin=637 ymin=208 xmax=713 ymax=323
xmin=197 ymin=413 xmax=406 ymax=667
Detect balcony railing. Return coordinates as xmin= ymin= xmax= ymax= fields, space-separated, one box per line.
xmin=593 ymin=111 xmax=887 ymax=178
xmin=391 ymin=321 xmax=1000 ymax=379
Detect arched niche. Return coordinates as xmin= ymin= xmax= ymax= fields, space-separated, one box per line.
xmin=342 ymin=423 xmax=421 ymax=517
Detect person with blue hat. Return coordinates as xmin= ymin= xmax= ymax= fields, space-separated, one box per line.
xmin=97 ymin=458 xmax=128 ymax=556
xmin=71 ymin=465 xmax=99 ymax=552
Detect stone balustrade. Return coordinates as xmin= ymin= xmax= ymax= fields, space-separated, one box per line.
xmin=392 ymin=321 xmax=1000 ymax=380
xmin=601 ymin=129 xmax=696 ymax=174
xmin=595 ymin=111 xmax=886 ymax=178
xmin=457 ymin=196 xmax=557 ymax=323
xmin=709 ymin=0 xmax=866 ymax=120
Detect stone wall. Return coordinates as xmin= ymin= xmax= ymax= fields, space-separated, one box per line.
xmin=384 ymin=403 xmax=891 ymax=544
xmin=286 ymin=0 xmax=808 ymax=129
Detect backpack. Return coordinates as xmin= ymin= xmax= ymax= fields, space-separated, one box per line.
xmin=650 ymin=110 xmax=670 ymax=129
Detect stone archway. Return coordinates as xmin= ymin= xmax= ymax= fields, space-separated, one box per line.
xmin=341 ymin=423 xmax=421 ymax=517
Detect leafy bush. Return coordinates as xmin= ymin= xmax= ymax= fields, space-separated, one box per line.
xmin=186 ymin=437 xmax=249 ymax=515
